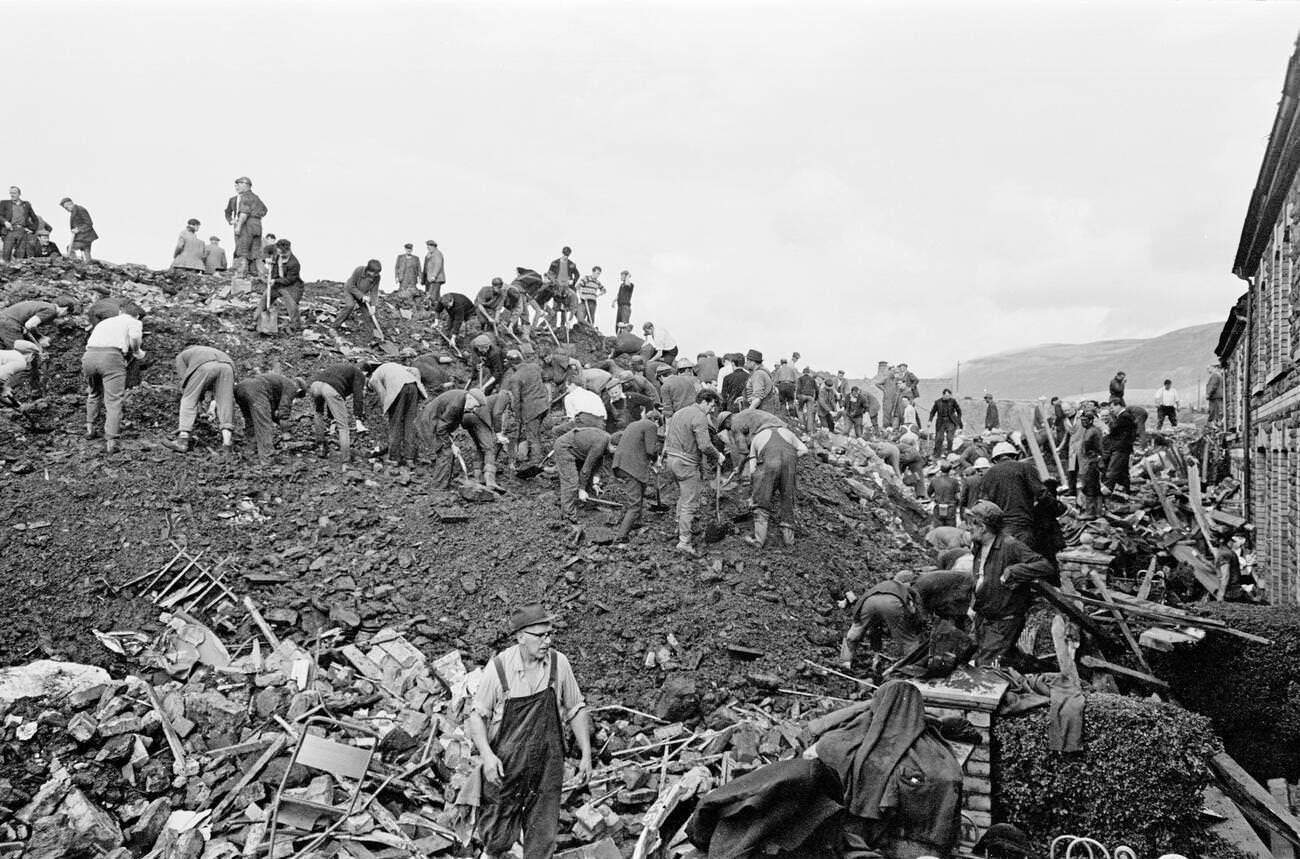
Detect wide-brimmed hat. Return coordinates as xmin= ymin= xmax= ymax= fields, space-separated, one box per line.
xmin=509 ymin=603 xmax=556 ymax=634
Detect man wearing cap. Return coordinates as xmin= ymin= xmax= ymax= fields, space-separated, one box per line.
xmin=367 ymin=361 xmax=427 ymax=467
xmin=843 ymin=385 xmax=870 ymax=438
xmin=554 ymin=422 xmax=611 ymax=533
xmin=260 ymin=239 xmax=304 ymax=331
xmin=659 ymin=357 xmax=700 ymax=420
xmin=234 ymin=372 xmax=307 ymax=462
xmin=203 ymin=236 xmax=228 ymax=274
xmin=1101 ymin=398 xmax=1138 ymax=496
xmin=840 ymin=573 xmax=926 ymax=669
xmin=664 ymin=389 xmax=722 ymax=555
xmin=815 ymin=376 xmax=837 ymax=431
xmin=721 ymin=354 xmax=751 ymax=413
xmin=468 ymin=603 xmax=592 ymax=859
xmin=31 ymin=229 xmax=61 ymax=258
xmin=960 ymin=456 xmax=991 ymax=511
xmin=611 ymin=403 xmax=660 ymax=543
xmin=898 ymin=363 xmax=919 ymax=400
xmin=502 ymin=350 xmax=550 ymax=470
xmin=394 ymin=243 xmax=420 ymax=296
xmin=1108 ymin=370 xmax=1127 ymax=407
xmin=310 ymin=362 xmax=367 ymax=462
xmin=982 ymin=393 xmax=999 ymax=431
xmin=417 ymin=387 xmax=492 ymax=489
xmin=929 ymin=460 xmax=960 ymax=527
xmin=612 ymin=269 xmax=634 ymax=327
xmin=223 ymin=176 xmax=268 ymax=276
xmin=546 ymin=246 xmax=580 ymax=312
xmin=0 ymin=187 xmax=40 ymax=261
xmin=470 ymin=333 xmax=506 ymax=393
xmin=1076 ymin=410 xmax=1104 ymax=517
xmin=770 ymin=359 xmax=796 ymax=416
xmin=743 ymin=350 xmax=779 ymax=414
xmin=977 ymin=441 xmax=1044 ymax=549
xmin=172 ymin=219 xmax=207 ymax=271
xmin=435 ymin=291 xmax=474 ymax=339
xmin=727 ymin=408 xmax=807 ymax=547
xmin=965 ymin=500 xmax=1054 ymax=667
xmin=476 ymin=278 xmax=507 ymax=328
xmin=420 ymin=240 xmax=446 ymax=305
xmin=929 ymin=388 xmax=962 ymax=458
xmin=163 ymin=344 xmax=237 ymax=454
xmin=332 ymin=260 xmax=384 ymax=337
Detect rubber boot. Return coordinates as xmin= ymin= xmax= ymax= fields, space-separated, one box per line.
xmin=615 ymin=506 xmax=639 ymax=544
xmin=744 ymin=510 xmax=769 ymax=548
xmin=484 ymin=464 xmax=501 ymax=491
xmin=105 ymin=439 xmax=118 ymax=455
xmin=780 ymin=523 xmax=795 ymax=547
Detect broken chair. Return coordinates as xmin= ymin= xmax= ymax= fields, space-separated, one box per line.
xmin=265 ymin=717 xmax=378 ymax=858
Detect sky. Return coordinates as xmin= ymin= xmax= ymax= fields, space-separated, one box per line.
xmin=6 ymin=1 xmax=1298 ymax=377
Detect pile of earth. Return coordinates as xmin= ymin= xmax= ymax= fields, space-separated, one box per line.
xmin=0 ymin=256 xmax=931 ymax=713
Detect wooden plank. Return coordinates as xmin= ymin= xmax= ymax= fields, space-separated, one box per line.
xmin=1186 ymin=462 xmax=1222 ymax=597
xmin=1145 ymin=459 xmax=1188 ymax=532
xmin=1203 ymin=784 xmax=1273 ymax=859
xmin=1136 ymin=558 xmax=1158 ymax=601
xmin=1139 ymin=627 xmax=1205 ymax=652
xmin=1031 ymin=580 xmax=1115 ymax=644
xmin=1208 ymin=509 xmax=1249 ymax=529
xmin=1017 ymin=412 xmax=1050 ymax=481
xmin=208 ymin=733 xmax=289 ymax=818
xmin=1089 ymin=572 xmax=1153 ymax=674
xmin=1210 ymin=752 xmax=1300 ymax=851
xmin=1271 ymin=780 xmax=1297 ymax=859
xmin=1079 ymin=654 xmax=1169 ymax=690
xmin=1169 ymin=543 xmax=1225 ymax=599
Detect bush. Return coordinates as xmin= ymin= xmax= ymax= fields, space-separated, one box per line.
xmin=1150 ymin=603 xmax=1300 ymax=781
xmin=994 ymin=693 xmax=1221 ymax=857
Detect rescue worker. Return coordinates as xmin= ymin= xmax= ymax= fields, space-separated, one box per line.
xmin=502 ymin=350 xmax=550 ymax=473
xmin=310 ymin=362 xmax=368 ymax=462
xmin=840 ymin=576 xmax=925 ymax=669
xmin=367 ymin=362 xmax=427 ymax=467
xmin=332 ymin=260 xmax=384 ymax=337
xmin=966 ymin=500 xmax=1053 ymax=667
xmin=743 ymin=349 xmax=779 ymax=414
xmin=468 ymin=603 xmax=592 ymax=859
xmin=469 ymin=333 xmax=506 ymax=393
xmin=233 ymin=372 xmax=307 ymax=462
xmin=728 ymin=408 xmax=808 ymax=548
xmin=929 ymin=460 xmax=960 ymax=527
xmin=416 ymin=387 xmax=493 ymax=489
xmin=611 ymin=404 xmax=660 ymax=543
xmin=554 ymin=423 xmax=611 ymax=537
xmin=1077 ymin=409 xmax=1104 ymax=518
xmin=929 ymin=388 xmax=962 ymax=457
xmin=164 ymin=345 xmax=236 ymax=454
xmin=82 ymin=302 xmax=146 ymax=455
xmin=977 ymin=441 xmax=1045 ymax=548
xmin=664 ymin=389 xmax=722 ymax=555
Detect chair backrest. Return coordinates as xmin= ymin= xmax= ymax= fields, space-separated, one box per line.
xmin=295 ymin=732 xmax=372 ymax=782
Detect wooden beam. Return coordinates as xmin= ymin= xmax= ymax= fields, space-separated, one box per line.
xmin=1203 ymin=784 xmax=1273 ymax=859
xmin=1088 ymin=572 xmax=1154 ymax=674
xmin=1270 ymin=780 xmax=1297 ymax=859
xmin=1031 ymin=581 xmax=1116 ymax=645
xmin=1079 ymin=654 xmax=1168 ymax=690
xmin=1209 ymin=752 xmax=1300 ymax=851
xmin=1017 ymin=412 xmax=1050 ymax=481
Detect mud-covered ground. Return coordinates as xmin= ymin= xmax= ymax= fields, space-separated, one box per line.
xmin=0 ymin=257 xmax=930 ymax=713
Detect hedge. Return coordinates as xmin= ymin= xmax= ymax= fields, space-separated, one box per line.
xmin=1150 ymin=603 xmax=1300 ymax=781
xmin=994 ymin=693 xmax=1221 ymax=857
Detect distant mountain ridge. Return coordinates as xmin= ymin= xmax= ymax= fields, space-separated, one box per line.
xmin=942 ymin=323 xmax=1221 ymax=403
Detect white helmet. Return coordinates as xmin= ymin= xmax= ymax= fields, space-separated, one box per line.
xmin=992 ymin=441 xmax=1019 ymax=460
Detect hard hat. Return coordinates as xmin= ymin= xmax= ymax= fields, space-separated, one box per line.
xmin=973 ymin=457 xmax=992 ymax=470
xmin=991 ymin=441 xmax=1018 ymax=460
xmin=674 ymin=356 xmax=695 ymax=370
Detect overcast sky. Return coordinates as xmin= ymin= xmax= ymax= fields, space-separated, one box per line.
xmin=6 ymin=1 xmax=1297 ymax=376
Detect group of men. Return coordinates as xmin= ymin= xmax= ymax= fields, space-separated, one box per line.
xmin=1 ymin=186 xmax=97 ymax=262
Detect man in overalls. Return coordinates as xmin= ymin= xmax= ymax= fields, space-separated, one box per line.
xmin=468 ymin=604 xmax=593 ymax=859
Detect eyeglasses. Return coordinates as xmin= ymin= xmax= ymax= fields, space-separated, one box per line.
xmin=521 ymin=629 xmax=554 ymax=640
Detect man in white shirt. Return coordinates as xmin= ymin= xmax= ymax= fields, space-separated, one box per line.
xmin=82 ymin=303 xmax=146 ymax=454
xmin=1154 ymin=379 xmax=1180 ymax=429
xmin=563 ymin=380 xmax=607 ymax=429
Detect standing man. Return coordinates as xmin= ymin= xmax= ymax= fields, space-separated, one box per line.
xmin=172 ymin=219 xmax=207 ymax=271
xmin=1154 ymin=378 xmax=1180 ymax=429
xmin=844 ymin=386 xmax=869 ymax=438
xmin=263 ymin=239 xmax=304 ymax=331
xmin=368 ymin=361 xmax=427 ymax=467
xmin=1206 ymin=364 xmax=1224 ymax=425
xmin=929 ymin=461 xmax=960 ymax=527
xmin=394 ymin=243 xmax=421 ymax=296
xmin=1101 ymin=399 xmax=1138 ymax=496
xmin=547 ymin=246 xmax=580 ymax=302
xmin=773 ymin=359 xmax=798 ymax=416
xmin=576 ymin=266 xmax=605 ymax=327
xmin=420 ymin=239 xmax=446 ymax=305
xmin=468 ymin=603 xmax=592 ymax=859
xmin=59 ymin=197 xmax=97 ymax=262
xmin=82 ymin=302 xmax=145 ymax=455
xmin=721 ymin=354 xmax=750 ymax=413
xmin=503 ymin=350 xmax=550 ymax=474
xmin=743 ymin=350 xmax=780 ymax=414
xmin=1076 ymin=409 xmax=1104 ymax=518
xmin=164 ymin=345 xmax=236 ymax=454
xmin=612 ymin=270 xmax=634 ymax=328
xmin=795 ymin=367 xmax=818 ymax=432
xmin=977 ymin=440 xmax=1045 ymax=549
xmin=1108 ymin=371 xmax=1127 ymax=407
xmin=611 ymin=405 xmax=660 ymax=543
xmin=203 ymin=236 xmax=228 ymax=274
xmin=659 ymin=357 xmax=700 ymax=420
xmin=898 ymin=363 xmax=919 ymax=400
xmin=224 ymin=176 xmax=268 ymax=276
xmin=966 ymin=500 xmax=1054 ymax=668
xmin=815 ymin=376 xmax=837 ymax=431
xmin=310 ymin=362 xmax=367 ymax=462
xmin=929 ymin=387 xmax=962 ymax=457
xmin=732 ymin=409 xmax=808 ymax=548
xmin=233 ymin=372 xmax=307 ymax=462
xmin=663 ymin=389 xmax=722 ymax=555
xmin=332 ymin=260 xmax=384 ymax=337
xmin=0 ymin=187 xmax=40 ymax=261
xmin=983 ymin=393 xmax=999 ymax=431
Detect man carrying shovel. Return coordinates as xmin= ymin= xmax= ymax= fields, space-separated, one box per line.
xmin=416 ymin=387 xmax=491 ymax=490
xmin=554 ymin=422 xmax=611 ymax=542
xmin=664 ymin=389 xmax=722 ymax=556
xmin=331 ymin=259 xmax=385 ymax=339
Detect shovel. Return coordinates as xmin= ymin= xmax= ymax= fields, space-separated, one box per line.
xmin=256 ymin=268 xmax=278 ymax=335
xmin=648 ymin=467 xmax=670 ymax=512
xmin=704 ymin=460 xmax=731 ymax=543
xmin=516 ymin=448 xmax=554 ymax=480
xmin=364 ymin=298 xmax=386 ymax=341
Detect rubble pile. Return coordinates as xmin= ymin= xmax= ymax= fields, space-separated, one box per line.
xmin=0 ymin=601 xmax=832 ymax=859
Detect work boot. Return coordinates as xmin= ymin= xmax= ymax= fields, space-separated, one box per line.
xmin=743 ymin=510 xmax=769 ymax=548
xmin=162 ymin=435 xmax=192 ymax=453
xmin=105 ymin=439 xmax=118 ymax=455
xmin=85 ymin=425 xmax=101 ymax=440
xmin=675 ymin=541 xmax=697 ymax=557
xmin=780 ymin=523 xmax=796 ymax=547
xmin=484 ymin=465 xmax=501 ymax=491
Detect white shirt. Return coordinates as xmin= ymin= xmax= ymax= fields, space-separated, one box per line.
xmin=564 ymin=386 xmax=606 ymax=420
xmin=1154 ymin=387 xmax=1180 ymax=407
xmin=85 ymin=314 xmax=143 ymax=356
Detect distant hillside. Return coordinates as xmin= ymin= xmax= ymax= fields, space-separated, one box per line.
xmin=944 ymin=323 xmax=1221 ymax=403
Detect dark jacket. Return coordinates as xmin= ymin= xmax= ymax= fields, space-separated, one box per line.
xmin=844 ymin=391 xmax=868 ymax=419
xmin=929 ymin=396 xmax=962 ymax=426
xmin=345 ymin=266 xmax=380 ymax=303
xmin=224 ymin=192 xmax=268 ymax=227
xmin=720 ymin=368 xmax=749 ymax=411
xmin=795 ymin=373 xmax=818 ymax=398
xmin=1108 ymin=375 xmax=1126 ymax=403
xmin=0 ymin=199 xmax=40 ymax=232
xmin=270 ymin=253 xmax=302 ymax=288
xmin=612 ymin=417 xmax=660 ymax=483
xmin=68 ymin=204 xmax=98 ymax=243
xmin=438 ymin=293 xmax=474 ymax=325
xmin=1206 ymin=370 xmax=1223 ymax=400
xmin=1104 ymin=409 xmax=1138 ymax=451
xmin=970 ymin=534 xmax=1053 ymax=620
xmin=984 ymin=401 xmax=999 ymax=430
xmin=313 ymin=363 xmax=366 ymax=418
xmin=237 ymin=373 xmax=301 ymax=420
xmin=978 ymin=459 xmax=1044 ymax=533
xmin=547 ymin=256 xmax=580 ymax=287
